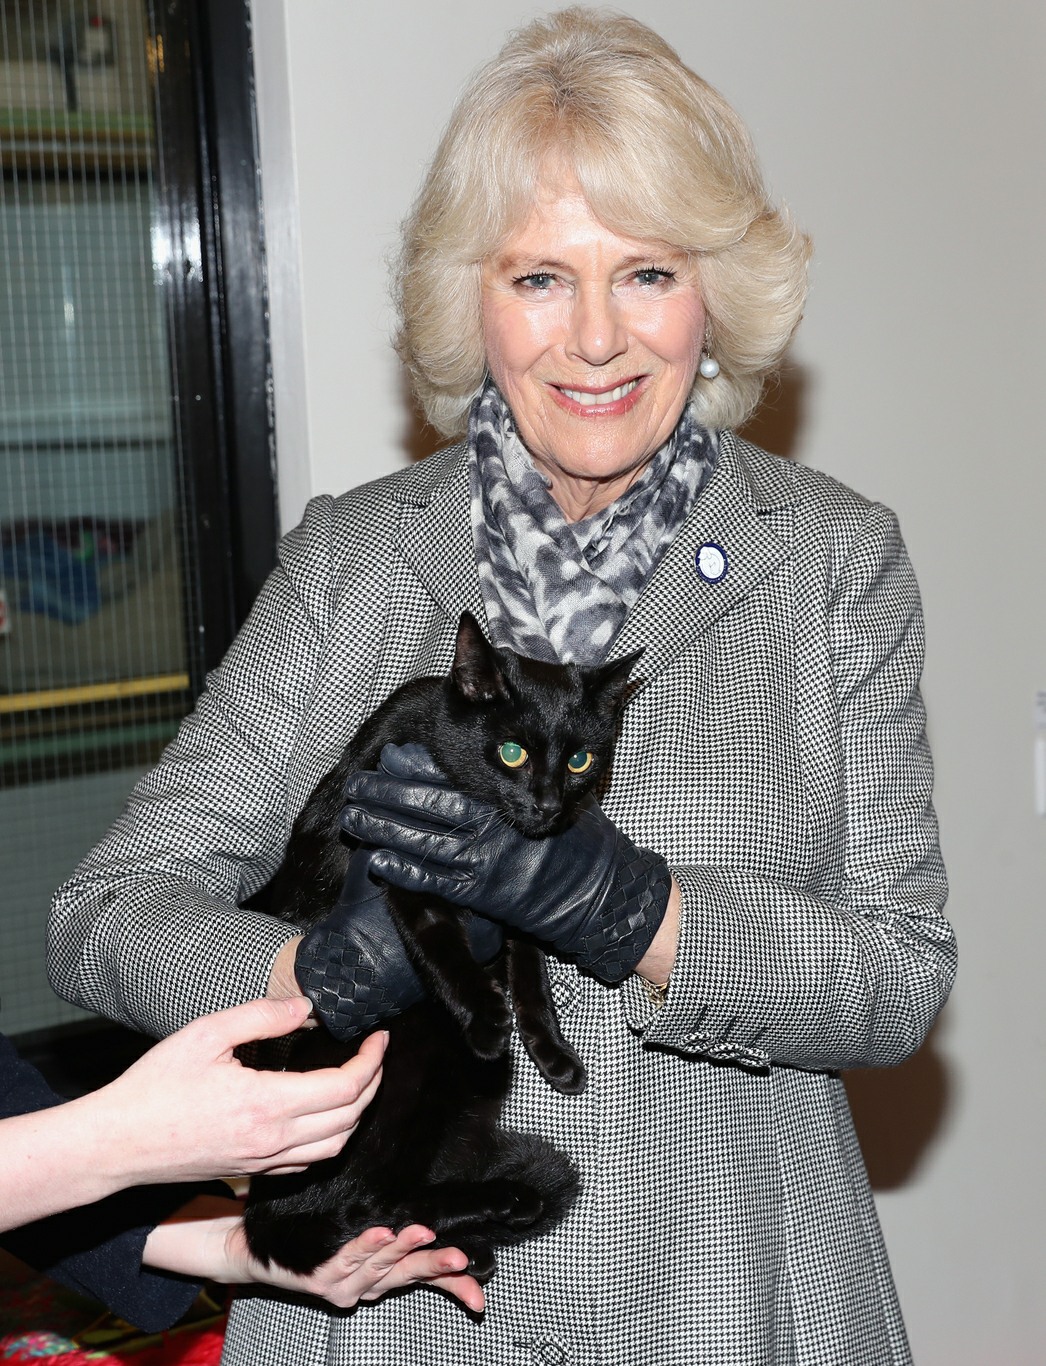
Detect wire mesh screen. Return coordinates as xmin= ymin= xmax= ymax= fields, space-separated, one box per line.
xmin=0 ymin=0 xmax=192 ymax=1035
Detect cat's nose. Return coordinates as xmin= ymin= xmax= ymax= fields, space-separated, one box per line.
xmin=531 ymin=794 xmax=560 ymax=819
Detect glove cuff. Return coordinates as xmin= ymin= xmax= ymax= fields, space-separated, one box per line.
xmin=295 ymin=925 xmax=404 ymax=1042
xmin=574 ymin=841 xmax=672 ymax=984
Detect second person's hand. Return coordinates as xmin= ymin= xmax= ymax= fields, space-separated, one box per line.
xmin=92 ymin=997 xmax=387 ymax=1188
xmin=144 ymin=1202 xmax=486 ymax=1313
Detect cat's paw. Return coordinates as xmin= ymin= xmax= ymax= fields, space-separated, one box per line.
xmin=531 ymin=1042 xmax=587 ymax=1095
xmin=459 ymin=995 xmax=514 ymax=1060
xmin=489 ymin=1180 xmax=545 ymax=1230
xmin=457 ymin=1240 xmax=497 ymax=1282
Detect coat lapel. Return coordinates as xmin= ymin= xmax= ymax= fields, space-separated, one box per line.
xmin=391 ymin=444 xmax=487 ymax=627
xmin=353 ymin=448 xmax=485 ymax=718
xmin=611 ymin=432 xmax=796 ymax=679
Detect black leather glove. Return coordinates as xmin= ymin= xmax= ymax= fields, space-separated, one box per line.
xmin=340 ymin=744 xmax=672 ymax=984
xmin=294 ymin=844 xmax=502 ymax=1040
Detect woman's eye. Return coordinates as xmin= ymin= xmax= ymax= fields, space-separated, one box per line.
xmin=498 ymin=741 xmax=529 ymax=769
xmin=634 ymin=267 xmax=675 ymax=287
xmin=566 ymin=749 xmax=594 ymax=774
xmin=513 ymin=272 xmax=555 ymax=291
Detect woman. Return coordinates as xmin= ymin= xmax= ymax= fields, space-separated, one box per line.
xmin=1 ymin=997 xmax=483 ymax=1328
xmin=46 ymin=10 xmax=955 ymax=1365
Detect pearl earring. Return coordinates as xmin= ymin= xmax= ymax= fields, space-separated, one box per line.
xmin=699 ymin=351 xmax=720 ymax=380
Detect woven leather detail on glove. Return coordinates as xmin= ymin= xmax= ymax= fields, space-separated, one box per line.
xmin=577 ymin=841 xmax=673 ymax=984
xmin=294 ymin=925 xmax=404 ymax=1041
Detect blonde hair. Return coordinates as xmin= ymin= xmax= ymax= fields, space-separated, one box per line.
xmin=395 ymin=7 xmax=811 ymax=436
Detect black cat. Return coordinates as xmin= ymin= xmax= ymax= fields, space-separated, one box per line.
xmin=243 ymin=613 xmax=640 ymax=1280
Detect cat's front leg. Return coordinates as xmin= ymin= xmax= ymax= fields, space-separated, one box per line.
xmin=507 ymin=939 xmax=586 ymax=1093
xmin=386 ymin=890 xmax=513 ymax=1059
xmin=263 ymin=762 xmax=355 ymax=927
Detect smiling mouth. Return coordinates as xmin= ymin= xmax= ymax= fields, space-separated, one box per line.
xmin=555 ymin=378 xmax=642 ymax=407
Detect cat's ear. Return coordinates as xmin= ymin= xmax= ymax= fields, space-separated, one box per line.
xmin=451 ymin=613 xmax=511 ymax=703
xmin=587 ymin=649 xmax=645 ymax=713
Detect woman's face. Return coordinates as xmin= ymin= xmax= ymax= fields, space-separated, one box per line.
xmin=481 ymin=185 xmax=706 ymax=521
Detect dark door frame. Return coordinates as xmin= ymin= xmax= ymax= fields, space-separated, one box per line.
xmin=152 ymin=0 xmax=277 ymax=691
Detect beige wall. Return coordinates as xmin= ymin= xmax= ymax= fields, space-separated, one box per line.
xmin=250 ymin=3 xmax=1046 ymax=1361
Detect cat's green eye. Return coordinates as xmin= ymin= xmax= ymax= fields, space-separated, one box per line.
xmin=498 ymin=741 xmax=528 ymax=769
xmin=567 ymin=749 xmax=594 ymax=774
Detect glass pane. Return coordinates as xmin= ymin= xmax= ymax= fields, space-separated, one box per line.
xmin=0 ymin=0 xmax=193 ymax=1034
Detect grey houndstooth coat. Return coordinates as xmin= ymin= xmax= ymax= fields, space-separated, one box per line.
xmin=48 ymin=431 xmax=956 ymax=1366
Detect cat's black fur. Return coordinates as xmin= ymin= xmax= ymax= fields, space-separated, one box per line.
xmin=243 ymin=614 xmax=640 ymax=1280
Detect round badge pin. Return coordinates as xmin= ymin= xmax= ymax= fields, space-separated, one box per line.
xmin=696 ymin=542 xmax=728 ymax=583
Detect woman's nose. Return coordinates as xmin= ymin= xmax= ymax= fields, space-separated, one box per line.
xmin=565 ymin=284 xmax=627 ymax=367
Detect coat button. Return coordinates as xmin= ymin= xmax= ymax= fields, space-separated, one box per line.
xmin=514 ymin=1338 xmax=569 ymax=1365
xmin=537 ymin=1343 xmax=567 ymax=1365
xmin=549 ymin=970 xmax=579 ymax=1013
xmin=696 ymin=541 xmax=728 ymax=582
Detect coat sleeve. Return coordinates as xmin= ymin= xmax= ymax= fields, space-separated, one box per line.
xmin=0 ymin=1035 xmax=201 ymax=1332
xmin=46 ymin=498 xmax=338 ymax=1037
xmin=622 ymin=503 xmax=955 ymax=1072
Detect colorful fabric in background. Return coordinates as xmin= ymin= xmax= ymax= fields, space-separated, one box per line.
xmin=0 ymin=1330 xmax=223 ymax=1364
xmin=0 ymin=520 xmax=145 ymax=625
xmin=0 ymin=1273 xmax=224 ymax=1364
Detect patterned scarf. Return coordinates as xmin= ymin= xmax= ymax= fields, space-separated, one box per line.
xmin=467 ymin=379 xmax=719 ymax=665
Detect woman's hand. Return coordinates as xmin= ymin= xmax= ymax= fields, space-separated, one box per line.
xmin=143 ymin=1200 xmax=485 ymax=1313
xmin=292 ymin=845 xmax=504 ymax=1041
xmin=290 ymin=847 xmax=428 ymax=1041
xmin=341 ymin=743 xmax=671 ymax=984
